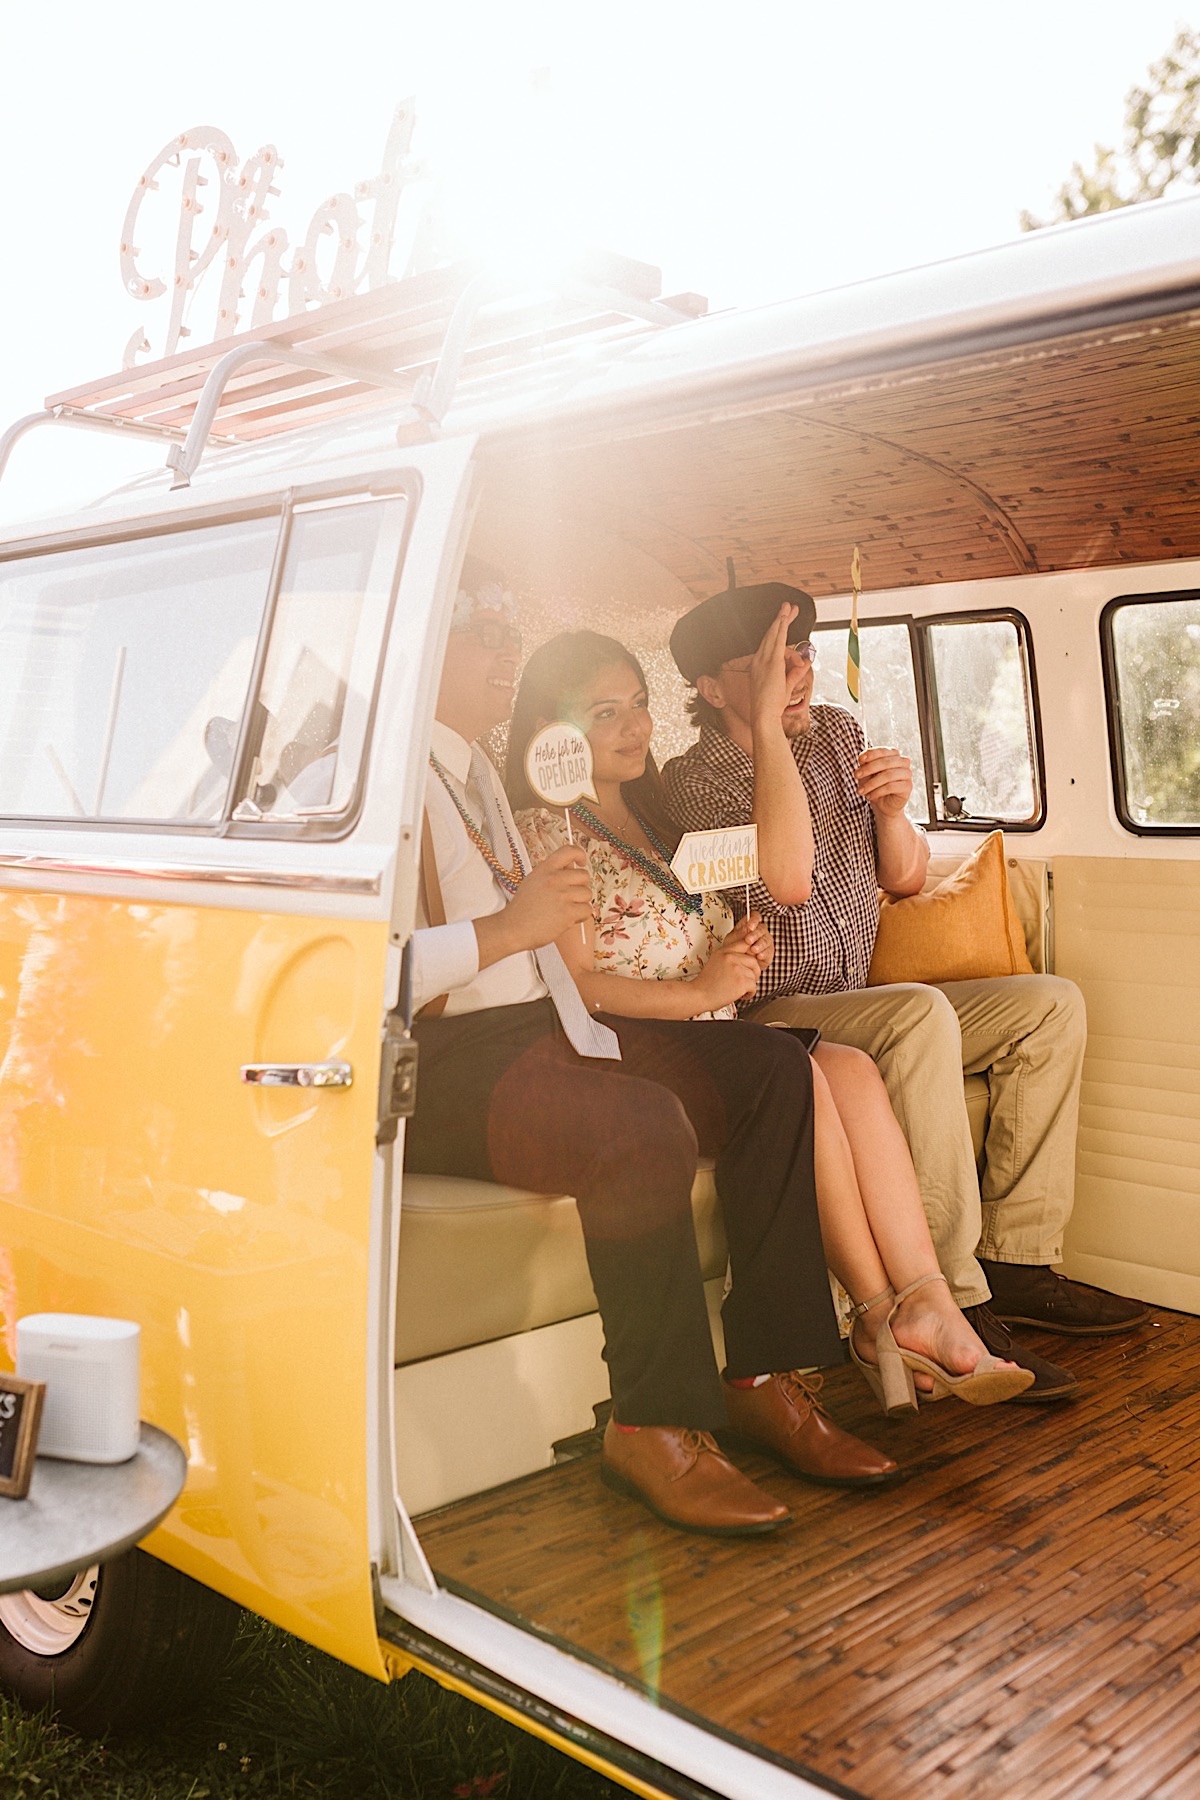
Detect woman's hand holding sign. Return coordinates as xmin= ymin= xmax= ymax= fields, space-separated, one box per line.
xmin=690 ymin=934 xmax=764 ymax=1011
xmin=726 ymin=910 xmax=774 ymax=969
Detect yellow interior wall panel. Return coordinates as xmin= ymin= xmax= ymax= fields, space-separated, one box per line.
xmin=1055 ymin=857 xmax=1200 ymax=1312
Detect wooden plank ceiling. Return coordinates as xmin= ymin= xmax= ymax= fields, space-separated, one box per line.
xmin=420 ymin=1309 xmax=1200 ymax=1799
xmin=497 ymin=309 xmax=1200 ymax=597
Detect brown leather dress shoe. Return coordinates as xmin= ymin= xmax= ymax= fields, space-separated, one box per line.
xmin=600 ymin=1419 xmax=791 ymax=1536
xmin=722 ymin=1372 xmax=899 ymax=1488
xmin=979 ymin=1261 xmax=1151 ymax=1335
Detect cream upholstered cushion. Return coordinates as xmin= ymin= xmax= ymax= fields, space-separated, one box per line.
xmin=395 ymin=1163 xmax=725 ymax=1365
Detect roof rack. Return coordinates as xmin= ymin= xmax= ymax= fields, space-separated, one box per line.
xmin=4 ymin=252 xmax=706 ymax=495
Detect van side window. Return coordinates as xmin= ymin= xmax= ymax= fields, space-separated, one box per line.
xmin=811 ymin=621 xmax=931 ymax=820
xmin=231 ymin=496 xmax=408 ymax=826
xmin=812 ymin=610 xmax=1043 ymax=829
xmin=0 ymin=517 xmax=279 ymax=824
xmin=1103 ymin=592 xmax=1200 ymax=832
xmin=925 ymin=617 xmax=1040 ymax=825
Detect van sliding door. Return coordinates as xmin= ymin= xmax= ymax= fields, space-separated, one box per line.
xmin=0 ymin=436 xmax=478 ymax=1678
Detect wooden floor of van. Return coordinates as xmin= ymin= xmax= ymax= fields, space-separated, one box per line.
xmin=419 ymin=1309 xmax=1200 ymax=1799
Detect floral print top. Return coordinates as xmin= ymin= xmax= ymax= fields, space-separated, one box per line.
xmin=516 ymin=806 xmax=737 ymax=1021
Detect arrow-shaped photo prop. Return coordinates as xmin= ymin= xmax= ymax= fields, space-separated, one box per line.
xmin=524 ymin=721 xmax=599 ymax=943
xmin=670 ymin=824 xmax=760 ymax=919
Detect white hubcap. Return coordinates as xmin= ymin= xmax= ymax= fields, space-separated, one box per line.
xmin=0 ymin=1567 xmax=99 ymax=1655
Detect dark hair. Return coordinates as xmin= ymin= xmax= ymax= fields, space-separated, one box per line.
xmin=685 ymin=688 xmax=723 ymax=731
xmin=505 ymin=631 xmax=681 ymax=847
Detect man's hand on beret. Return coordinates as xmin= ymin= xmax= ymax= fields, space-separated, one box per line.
xmin=748 ymin=603 xmax=800 ymax=729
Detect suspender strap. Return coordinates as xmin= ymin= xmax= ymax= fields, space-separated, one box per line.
xmin=416 ymin=809 xmax=449 ymax=1019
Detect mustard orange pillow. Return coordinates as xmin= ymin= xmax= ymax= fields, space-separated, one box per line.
xmin=866 ymin=832 xmax=1034 ymax=987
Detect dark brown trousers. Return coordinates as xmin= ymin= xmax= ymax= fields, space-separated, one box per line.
xmin=404 ymin=1000 xmax=841 ymax=1429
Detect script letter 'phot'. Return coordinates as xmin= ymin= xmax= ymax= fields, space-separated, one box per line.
xmin=118 ymin=102 xmax=428 ymax=368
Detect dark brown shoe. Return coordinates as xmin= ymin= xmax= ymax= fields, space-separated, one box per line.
xmin=979 ymin=1261 xmax=1151 ymax=1335
xmin=963 ymin=1305 xmax=1080 ymax=1403
xmin=600 ymin=1419 xmax=790 ymax=1536
xmin=722 ymin=1372 xmax=898 ymax=1488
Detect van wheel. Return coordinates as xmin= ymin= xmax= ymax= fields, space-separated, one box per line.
xmin=0 ymin=1549 xmax=240 ymax=1735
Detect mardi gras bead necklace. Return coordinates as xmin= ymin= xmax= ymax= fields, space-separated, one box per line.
xmin=569 ymin=801 xmax=704 ymax=917
xmin=429 ymin=753 xmax=524 ymax=896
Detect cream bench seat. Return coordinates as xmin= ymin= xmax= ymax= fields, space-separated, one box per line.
xmin=395 ymin=1163 xmax=725 ymax=1365
xmin=394 ymin=853 xmax=1049 ymax=1368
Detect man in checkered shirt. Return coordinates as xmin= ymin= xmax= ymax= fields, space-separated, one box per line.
xmin=663 ymin=578 xmax=1149 ymax=1397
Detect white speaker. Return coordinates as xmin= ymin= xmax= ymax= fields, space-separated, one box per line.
xmin=16 ymin=1314 xmax=140 ymax=1464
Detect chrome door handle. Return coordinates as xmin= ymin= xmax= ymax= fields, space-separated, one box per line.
xmin=240 ymin=1061 xmax=353 ymax=1089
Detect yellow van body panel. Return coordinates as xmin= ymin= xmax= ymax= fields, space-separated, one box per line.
xmin=0 ymin=886 xmax=390 ymax=1680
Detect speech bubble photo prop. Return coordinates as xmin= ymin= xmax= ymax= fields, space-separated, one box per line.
xmin=524 ymin=721 xmax=599 ymax=944
xmin=671 ymin=824 xmax=760 ymax=922
xmin=523 ymin=721 xmax=599 ymax=809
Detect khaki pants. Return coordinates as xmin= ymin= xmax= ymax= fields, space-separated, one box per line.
xmin=750 ymin=975 xmax=1087 ymax=1308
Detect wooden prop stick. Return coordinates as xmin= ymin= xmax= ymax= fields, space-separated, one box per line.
xmin=562 ymin=807 xmax=587 ymax=946
xmin=524 ymin=721 xmax=598 ymax=947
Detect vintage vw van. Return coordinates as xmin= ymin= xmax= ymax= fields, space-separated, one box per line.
xmin=1 ymin=194 xmax=1198 ymax=1799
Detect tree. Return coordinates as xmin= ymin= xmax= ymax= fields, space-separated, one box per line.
xmin=1021 ymin=27 xmax=1200 ymax=229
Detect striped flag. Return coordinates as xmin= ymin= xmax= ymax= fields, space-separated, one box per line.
xmin=847 ymin=544 xmax=862 ymax=705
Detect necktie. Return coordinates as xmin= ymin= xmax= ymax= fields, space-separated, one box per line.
xmin=467 ymin=745 xmax=620 ymax=1061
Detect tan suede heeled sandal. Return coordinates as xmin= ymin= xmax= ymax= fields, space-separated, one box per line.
xmin=848 ymin=1284 xmax=918 ymax=1416
xmin=877 ymin=1273 xmax=1035 ymax=1408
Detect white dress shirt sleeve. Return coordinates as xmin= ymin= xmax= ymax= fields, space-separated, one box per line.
xmin=409 ymin=920 xmax=480 ymax=1016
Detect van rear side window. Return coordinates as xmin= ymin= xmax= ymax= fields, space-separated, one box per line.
xmin=1103 ymin=592 xmax=1200 ymax=833
xmin=812 ymin=610 xmax=1043 ymax=829
xmin=0 ymin=517 xmax=279 ymax=825
xmin=811 ymin=621 xmax=931 ymax=819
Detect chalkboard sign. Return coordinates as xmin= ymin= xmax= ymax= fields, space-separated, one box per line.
xmin=0 ymin=1372 xmax=45 ymax=1499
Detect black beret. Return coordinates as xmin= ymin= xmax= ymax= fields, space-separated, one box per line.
xmin=669 ymin=581 xmax=817 ymax=684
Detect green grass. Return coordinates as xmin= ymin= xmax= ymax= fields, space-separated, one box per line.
xmin=0 ymin=1614 xmax=632 ymax=1800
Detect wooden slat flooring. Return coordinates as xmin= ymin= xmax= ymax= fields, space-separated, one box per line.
xmin=418 ymin=1311 xmax=1200 ymax=1798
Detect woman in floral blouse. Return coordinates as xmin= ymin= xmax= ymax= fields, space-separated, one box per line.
xmin=506 ymin=630 xmax=1028 ymax=1413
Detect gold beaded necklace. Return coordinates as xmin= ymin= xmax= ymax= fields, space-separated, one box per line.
xmin=428 ymin=753 xmax=525 ymax=896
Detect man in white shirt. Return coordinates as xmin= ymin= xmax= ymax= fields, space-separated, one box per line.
xmin=403 ymin=562 xmax=898 ymax=1538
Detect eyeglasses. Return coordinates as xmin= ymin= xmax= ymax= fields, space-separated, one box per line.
xmin=720 ymin=640 xmax=817 ymax=675
xmin=461 ymin=619 xmax=523 ymax=655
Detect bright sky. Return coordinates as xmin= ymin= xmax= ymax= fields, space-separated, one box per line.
xmin=1 ymin=0 xmax=1196 ymax=524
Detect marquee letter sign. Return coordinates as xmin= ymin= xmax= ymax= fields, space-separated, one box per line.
xmin=119 ymin=102 xmax=432 ymax=368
